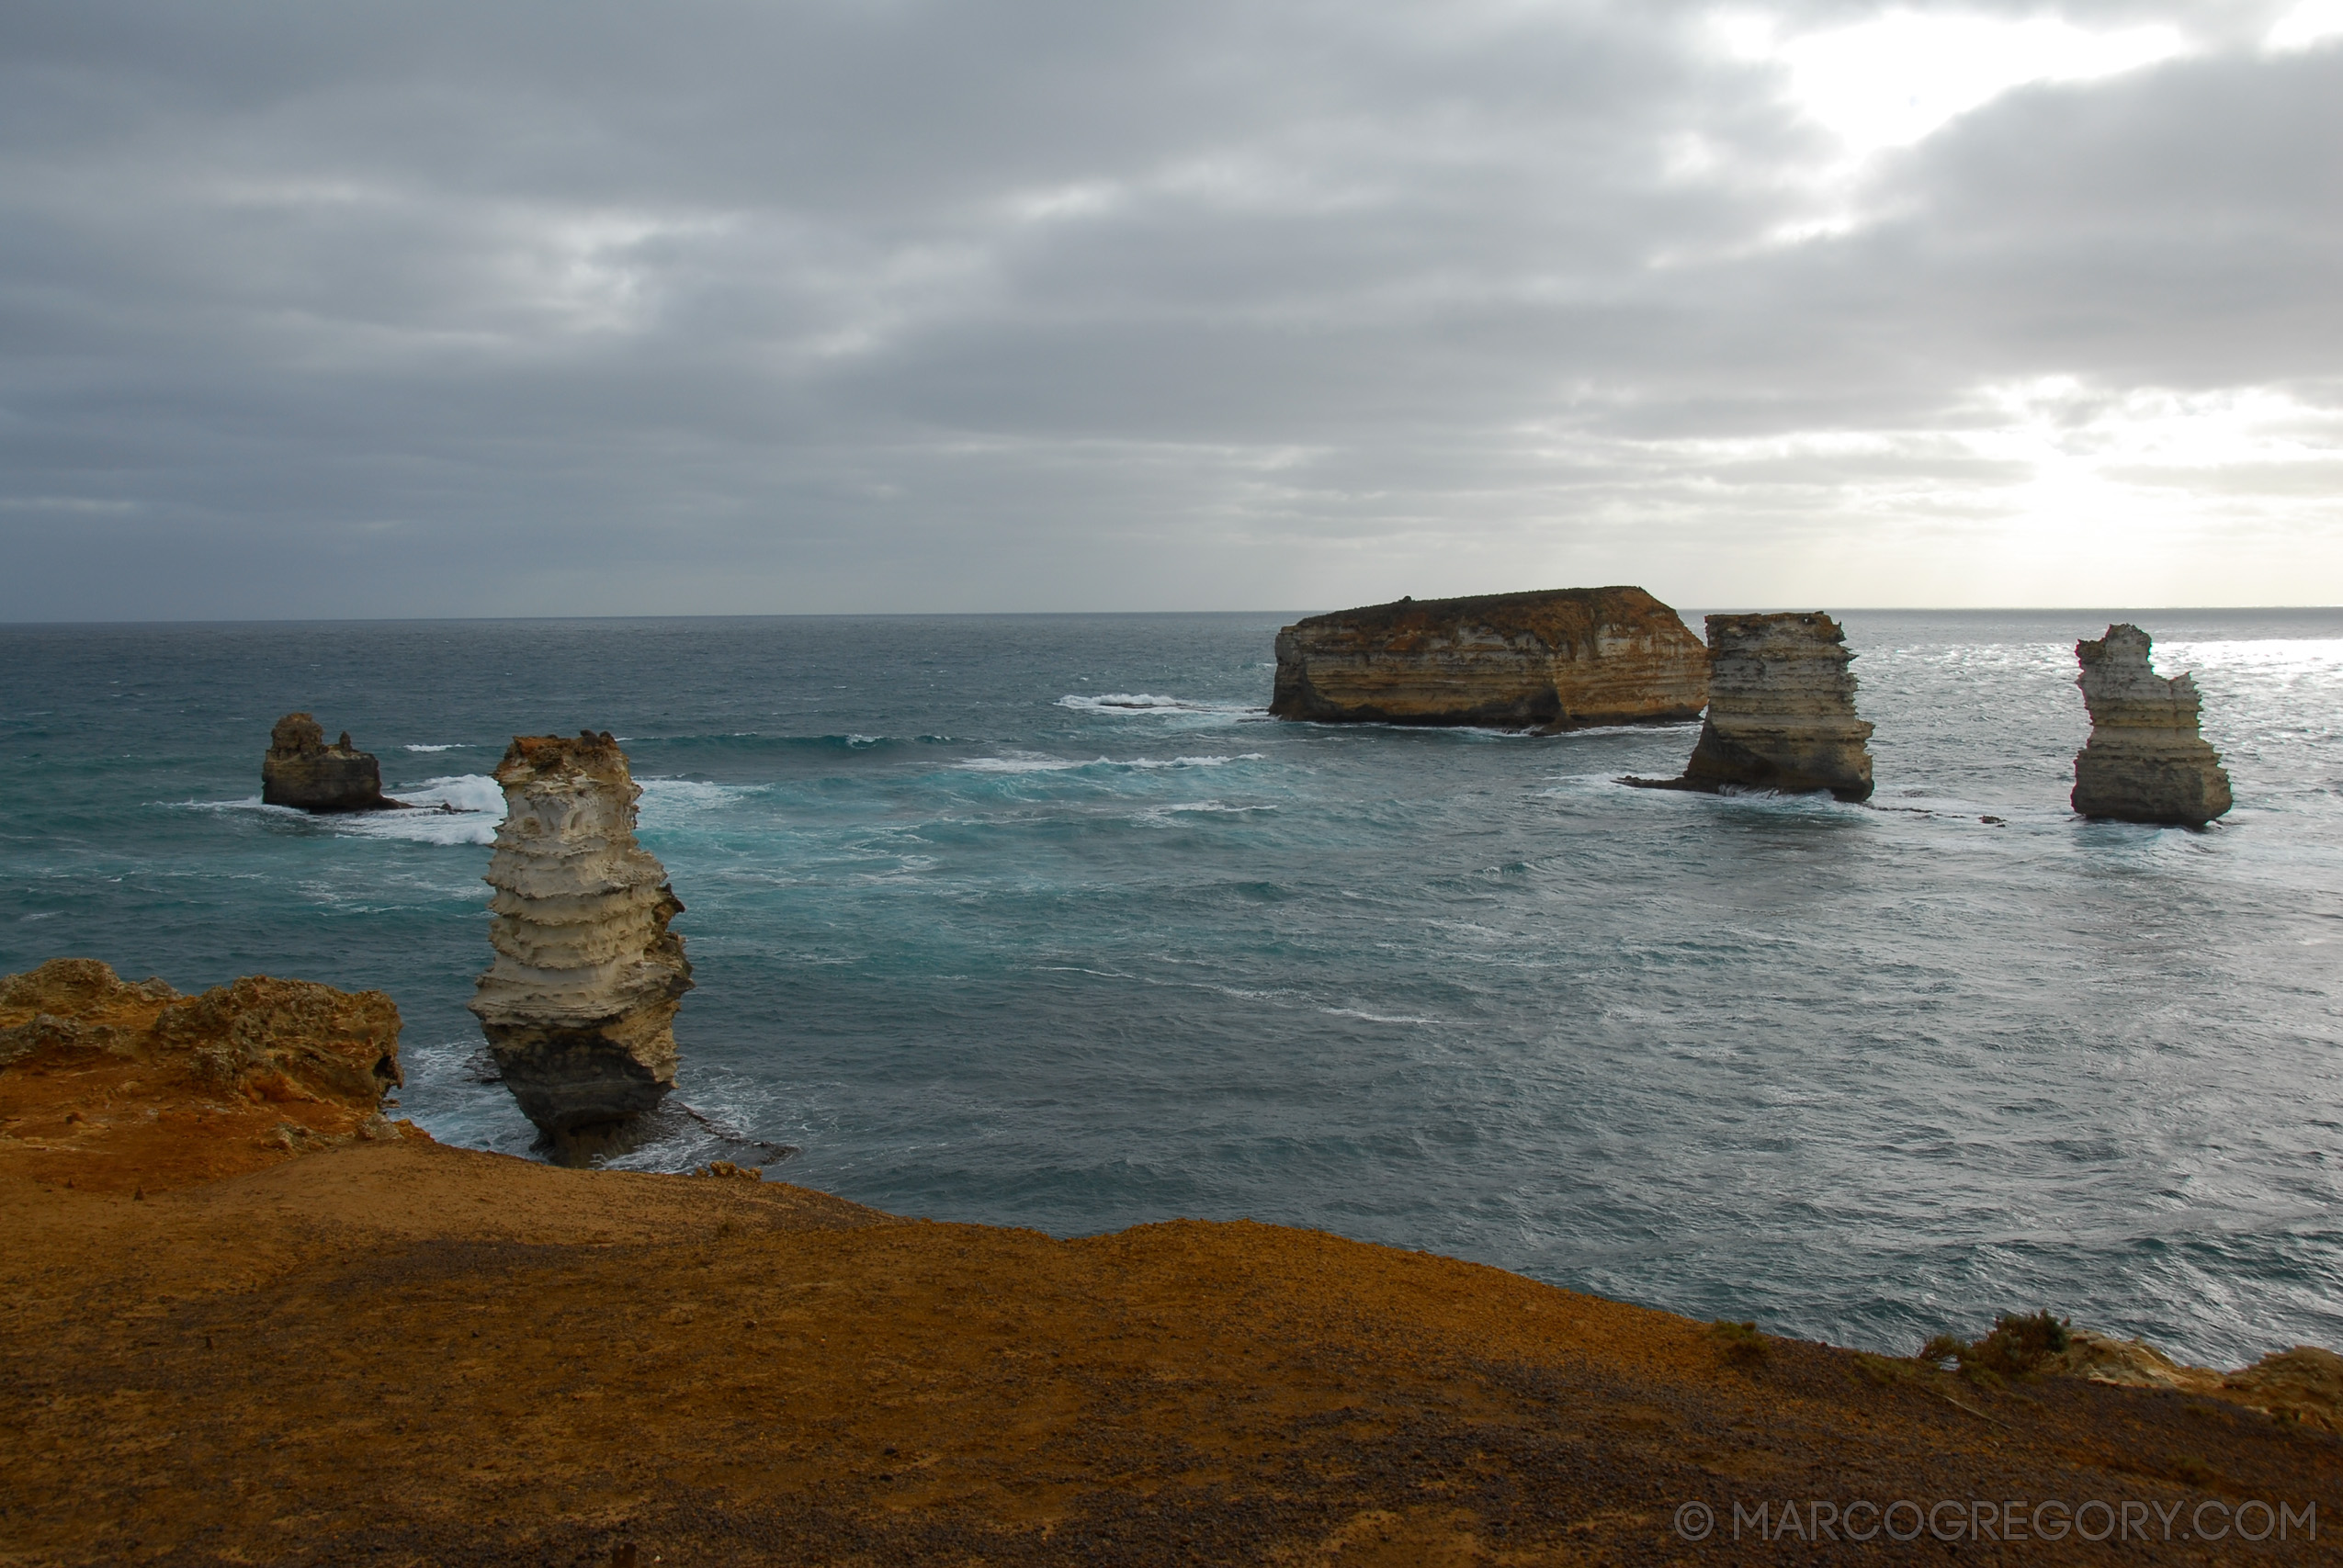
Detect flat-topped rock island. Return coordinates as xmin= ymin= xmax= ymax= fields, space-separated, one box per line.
xmin=1270 ymin=585 xmax=1709 ymax=729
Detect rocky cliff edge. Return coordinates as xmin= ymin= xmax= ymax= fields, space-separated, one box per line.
xmin=0 ymin=957 xmax=413 ymax=1191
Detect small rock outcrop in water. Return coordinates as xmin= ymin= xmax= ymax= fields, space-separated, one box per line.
xmin=262 ymin=713 xmax=408 ymax=812
xmin=469 ymin=731 xmax=693 ymax=1146
xmin=2071 ymin=625 xmax=2233 ymax=826
xmin=1628 ymin=613 xmax=1873 ymax=800
xmin=1269 ymin=587 xmax=1708 ymax=728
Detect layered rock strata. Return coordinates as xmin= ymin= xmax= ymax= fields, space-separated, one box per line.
xmin=262 ymin=712 xmax=408 ymax=812
xmin=0 ymin=958 xmax=405 ymax=1187
xmin=1270 ymin=587 xmax=1708 ymax=729
xmin=1631 ymin=613 xmax=1874 ymax=800
xmin=469 ymin=731 xmax=693 ymax=1141
xmin=2070 ymin=625 xmax=2233 ymax=826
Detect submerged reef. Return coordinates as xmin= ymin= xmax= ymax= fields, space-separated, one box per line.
xmin=261 ymin=712 xmax=407 ymax=812
xmin=1629 ymin=612 xmax=1874 ymax=800
xmin=469 ymin=730 xmax=693 ymax=1147
xmin=1269 ymin=586 xmax=1708 ymax=729
xmin=2071 ymin=625 xmax=2233 ymax=826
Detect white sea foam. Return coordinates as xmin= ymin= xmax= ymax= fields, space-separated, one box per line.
xmin=1145 ymin=753 xmax=1262 ymax=769
xmin=635 ymin=777 xmax=767 ymax=827
xmin=334 ymin=774 xmax=506 ymax=846
xmin=956 ymin=754 xmax=1085 ymax=773
xmin=404 ymin=743 xmax=461 ymax=752
xmin=1137 ymin=800 xmax=1278 ymax=827
xmin=325 ymin=812 xmax=497 ymax=847
xmin=956 ymin=752 xmax=1264 ymax=774
xmin=398 ymin=774 xmax=506 ymax=814
xmin=174 ymin=780 xmax=502 ymax=845
xmin=179 ymin=795 xmax=299 ymax=817
xmin=1319 ymin=1007 xmax=1440 ymax=1025
xmin=1058 ymin=692 xmax=1194 ymax=711
xmin=1057 ymin=693 xmax=1268 ymax=720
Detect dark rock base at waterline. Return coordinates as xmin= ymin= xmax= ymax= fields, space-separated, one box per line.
xmin=485 ymin=1028 xmax=675 ymax=1139
xmin=1620 ymin=773 xmax=1875 ymax=805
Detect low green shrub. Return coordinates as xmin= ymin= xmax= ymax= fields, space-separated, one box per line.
xmin=1711 ymin=1319 xmax=1767 ymax=1366
xmin=1915 ymin=1311 xmax=2070 ymax=1378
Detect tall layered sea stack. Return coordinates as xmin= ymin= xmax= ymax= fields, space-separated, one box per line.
xmin=2071 ymin=625 xmax=2233 ymax=826
xmin=1633 ymin=613 xmax=1873 ymax=800
xmin=262 ymin=713 xmax=407 ymax=812
xmin=469 ymin=731 xmax=693 ymax=1143
xmin=1269 ymin=586 xmax=1709 ymax=729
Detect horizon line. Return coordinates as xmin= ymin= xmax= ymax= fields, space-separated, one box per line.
xmin=6 ymin=604 xmax=2343 ymax=629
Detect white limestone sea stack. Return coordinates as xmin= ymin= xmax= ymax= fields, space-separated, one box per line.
xmin=2072 ymin=625 xmax=2234 ymax=826
xmin=468 ymin=730 xmax=693 ymax=1143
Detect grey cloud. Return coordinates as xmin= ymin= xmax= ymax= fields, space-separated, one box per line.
xmin=1 ymin=1 xmax=2337 ymax=617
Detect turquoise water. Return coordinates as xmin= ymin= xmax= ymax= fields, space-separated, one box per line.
xmin=4 ymin=610 xmax=2338 ymax=1367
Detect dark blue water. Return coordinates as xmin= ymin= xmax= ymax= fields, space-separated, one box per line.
xmin=4 ymin=611 xmax=2338 ymax=1368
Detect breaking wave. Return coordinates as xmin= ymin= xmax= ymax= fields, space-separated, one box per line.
xmin=336 ymin=775 xmax=506 ymax=846
xmin=955 ymin=752 xmax=1265 ymax=774
xmin=1057 ymin=693 xmax=1265 ymax=719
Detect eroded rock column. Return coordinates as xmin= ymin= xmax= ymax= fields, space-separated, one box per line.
xmin=469 ymin=731 xmax=693 ymax=1141
xmin=1635 ymin=613 xmax=1873 ymax=800
xmin=2071 ymin=625 xmax=2232 ymax=826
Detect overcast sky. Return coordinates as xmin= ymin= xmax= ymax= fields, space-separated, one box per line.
xmin=3 ymin=0 xmax=2338 ymax=618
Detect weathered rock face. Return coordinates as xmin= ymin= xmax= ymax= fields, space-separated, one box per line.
xmin=0 ymin=958 xmax=406 ymax=1189
xmin=2070 ymin=625 xmax=2233 ymax=826
xmin=2045 ymin=1330 xmax=2342 ymax=1433
xmin=468 ymin=731 xmax=693 ymax=1142
xmin=1633 ymin=613 xmax=1873 ymax=800
xmin=1270 ymin=587 xmax=1709 ymax=729
xmin=262 ymin=713 xmax=408 ymax=812
xmin=1 ymin=956 xmax=403 ymax=1100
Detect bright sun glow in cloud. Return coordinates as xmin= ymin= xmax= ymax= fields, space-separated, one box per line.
xmin=2266 ymin=0 xmax=2343 ymax=51
xmin=1541 ymin=378 xmax=2343 ymax=605
xmin=1716 ymin=9 xmax=2191 ymax=157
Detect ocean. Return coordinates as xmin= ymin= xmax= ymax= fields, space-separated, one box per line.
xmin=3 ymin=610 xmax=2337 ymax=1368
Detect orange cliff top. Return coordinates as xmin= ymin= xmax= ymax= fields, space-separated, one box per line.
xmin=4 ymin=958 xmax=2338 ymax=1565
xmin=0 ymin=957 xmax=412 ymax=1194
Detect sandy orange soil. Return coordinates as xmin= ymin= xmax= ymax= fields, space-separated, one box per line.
xmin=4 ymin=965 xmax=2338 ymax=1565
